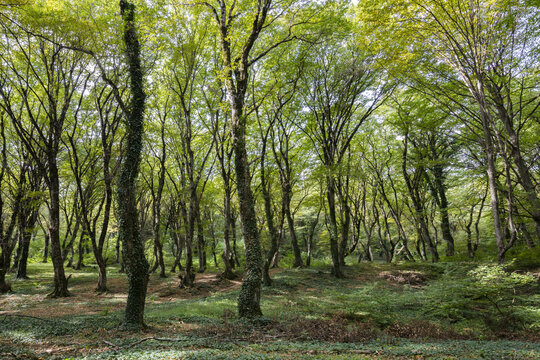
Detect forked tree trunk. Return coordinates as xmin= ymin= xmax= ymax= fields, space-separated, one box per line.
xmin=16 ymin=215 xmax=36 ymax=280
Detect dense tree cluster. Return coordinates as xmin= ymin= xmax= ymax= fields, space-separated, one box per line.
xmin=0 ymin=0 xmax=538 ymax=328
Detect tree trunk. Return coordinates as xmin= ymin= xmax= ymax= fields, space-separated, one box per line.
xmin=117 ymin=0 xmax=149 ymax=330
xmin=0 ymin=267 xmax=10 ymax=293
xmin=338 ymin=199 xmax=351 ymax=267
xmin=197 ymin=211 xmax=206 ymax=273
xmin=115 ymin=235 xmax=120 ymax=264
xmin=231 ymin=213 xmax=240 ymax=267
xmin=220 ymin=190 xmax=236 ymax=279
xmin=75 ymin=231 xmax=85 ymax=270
xmin=11 ymin=234 xmax=21 ymax=272
xmin=402 ymin=135 xmax=438 ymax=262
xmin=326 ymin=175 xmax=344 ymax=278
xmin=233 ymin=124 xmax=263 ymax=317
xmin=261 ymin=167 xmax=279 ymax=286
xmin=16 ymin=200 xmax=39 ymax=279
xmin=42 ymin=232 xmax=49 ymax=263
xmin=491 ymin=95 xmax=540 ymax=243
xmin=305 ymin=211 xmax=320 ymax=267
xmin=283 ymin=188 xmax=302 ymax=268
xmin=431 ymin=165 xmax=455 ymax=256
xmin=151 ymin=129 xmax=167 ymax=278
xmin=48 ymin=160 xmax=70 ymax=297
xmin=181 ymin=186 xmax=197 ymax=288
xmin=482 ymin=131 xmax=505 ymax=263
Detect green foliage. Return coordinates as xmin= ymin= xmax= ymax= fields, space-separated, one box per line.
xmin=422 ymin=264 xmax=539 ymax=332
xmin=507 ymin=246 xmax=540 ymax=270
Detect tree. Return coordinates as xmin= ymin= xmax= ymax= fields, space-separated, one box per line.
xmin=115 ymin=0 xmax=149 ymax=330
xmin=302 ymin=40 xmax=392 ymax=277
xmin=361 ymin=0 xmax=540 ymax=261
xmin=0 ymin=24 xmax=90 ymax=296
xmin=198 ymin=0 xmax=312 ymax=317
xmin=0 ymin=115 xmax=25 ymax=293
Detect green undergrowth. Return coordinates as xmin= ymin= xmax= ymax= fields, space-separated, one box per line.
xmin=1 ymin=261 xmax=539 ymax=359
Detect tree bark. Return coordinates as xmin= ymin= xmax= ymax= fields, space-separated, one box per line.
xmin=117 ymin=0 xmax=149 ymax=330
xmin=489 ymin=89 xmax=540 ymax=243
xmin=260 ymin=129 xmax=279 ymax=286
xmin=15 ymin=230 xmax=31 ymax=279
xmin=48 ymin=160 xmax=70 ymax=297
xmin=42 ymin=231 xmax=49 ymax=263
xmin=283 ymin=188 xmax=303 ymax=268
xmin=196 ymin=211 xmax=206 ymax=273
xmin=326 ymin=175 xmax=344 ymax=278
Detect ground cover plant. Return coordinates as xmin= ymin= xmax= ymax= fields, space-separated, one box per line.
xmin=1 ymin=261 xmax=539 ymax=359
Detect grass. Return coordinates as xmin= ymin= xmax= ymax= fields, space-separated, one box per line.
xmin=0 ymin=259 xmax=539 ymax=359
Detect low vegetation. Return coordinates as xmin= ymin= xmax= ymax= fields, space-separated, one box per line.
xmin=1 ymin=260 xmax=538 ymax=359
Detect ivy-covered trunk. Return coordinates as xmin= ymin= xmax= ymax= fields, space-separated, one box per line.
xmin=232 ymin=99 xmax=263 ymax=318
xmin=117 ymin=0 xmax=149 ymax=330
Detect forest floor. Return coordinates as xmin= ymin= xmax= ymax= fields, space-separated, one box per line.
xmin=0 ymin=261 xmax=539 ymax=359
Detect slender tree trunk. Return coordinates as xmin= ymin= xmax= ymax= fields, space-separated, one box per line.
xmin=181 ymin=187 xmax=196 ymax=288
xmin=483 ymin=137 xmax=505 ymax=263
xmin=11 ymin=234 xmax=21 ymax=272
xmin=48 ymin=160 xmax=69 ymax=297
xmin=42 ymin=232 xmax=49 ymax=263
xmin=261 ymin=158 xmax=279 ymax=286
xmin=470 ymin=83 xmax=506 ymax=262
xmin=283 ymin=188 xmax=302 ymax=268
xmin=220 ymin=190 xmax=236 ymax=279
xmin=231 ymin=213 xmax=240 ymax=267
xmin=305 ymin=211 xmax=320 ymax=267
xmin=271 ymin=212 xmax=285 ymax=268
xmin=402 ymin=135 xmax=438 ymax=262
xmin=326 ymin=175 xmax=344 ymax=278
xmin=151 ymin=130 xmax=167 ymax=278
xmin=338 ymin=199 xmax=351 ymax=267
xmin=491 ymin=98 xmax=540 ymax=242
xmin=75 ymin=231 xmax=85 ymax=270
xmin=16 ymin=192 xmax=39 ymax=279
xmin=432 ymin=165 xmax=455 ymax=256
xmin=115 ymin=235 xmax=120 ymax=264
xmin=197 ymin=211 xmax=206 ymax=273
xmin=361 ymin=219 xmax=375 ymax=262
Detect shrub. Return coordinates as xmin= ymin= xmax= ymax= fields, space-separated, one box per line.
xmin=423 ymin=264 xmax=538 ymax=332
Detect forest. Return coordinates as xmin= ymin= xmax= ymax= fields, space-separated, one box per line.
xmin=0 ymin=0 xmax=539 ymax=359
